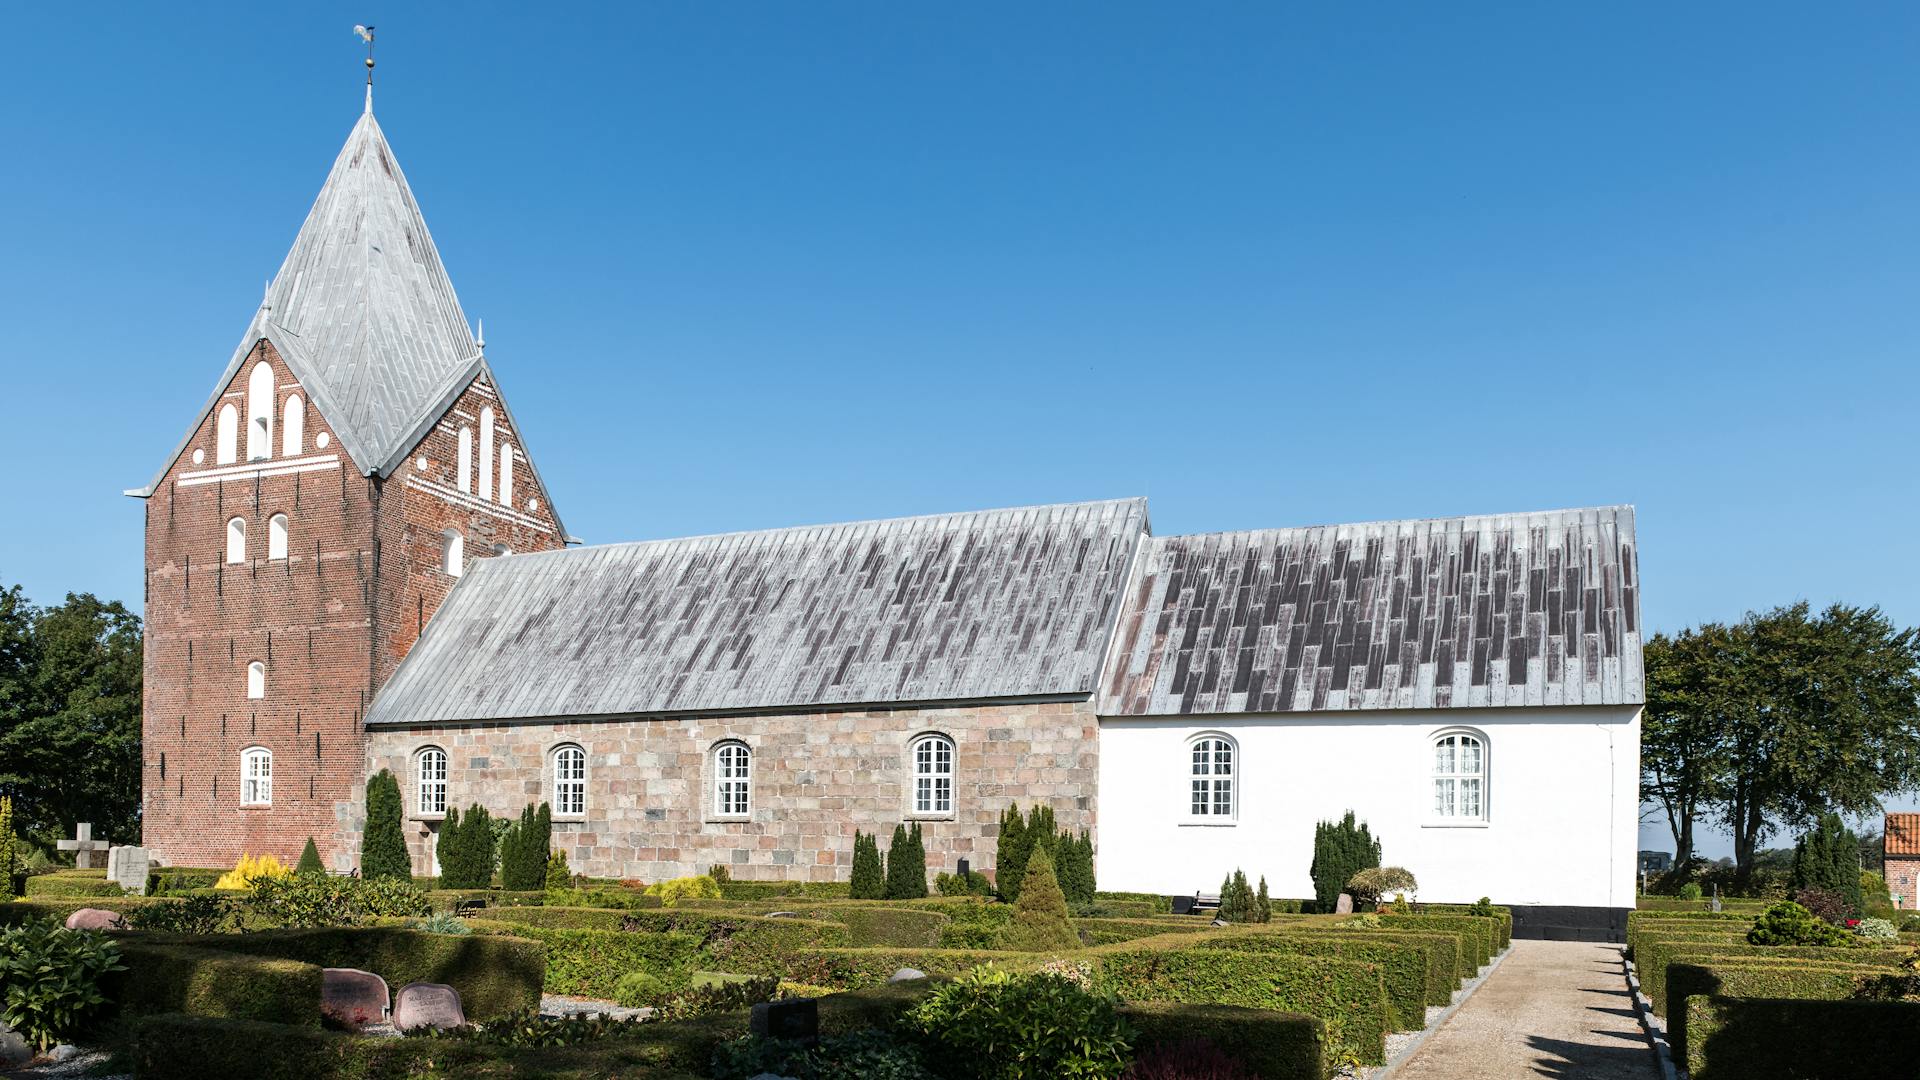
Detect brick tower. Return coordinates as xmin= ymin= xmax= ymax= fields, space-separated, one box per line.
xmin=128 ymin=91 xmax=568 ymax=870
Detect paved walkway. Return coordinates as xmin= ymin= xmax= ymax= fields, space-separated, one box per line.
xmin=1393 ymin=940 xmax=1661 ymax=1080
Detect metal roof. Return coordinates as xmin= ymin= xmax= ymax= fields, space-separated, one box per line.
xmin=1100 ymin=505 xmax=1641 ymax=714
xmin=134 ymin=100 xmax=483 ymax=496
xmin=365 ymin=498 xmax=1149 ymax=725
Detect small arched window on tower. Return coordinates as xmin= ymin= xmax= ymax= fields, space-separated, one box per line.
xmin=226 ymin=518 xmax=247 ymax=564
xmin=246 ymin=361 xmax=274 ymax=461
xmin=441 ymin=529 xmax=464 ymax=577
xmin=499 ymin=444 xmax=515 ymax=508
xmin=478 ymin=407 xmax=496 ymax=501
xmin=247 ymin=661 xmax=265 ymax=700
xmin=282 ymin=395 xmax=304 ymax=456
xmin=216 ymin=404 xmax=238 ymax=465
xmin=416 ymin=747 xmax=447 ymax=816
xmin=713 ymin=741 xmax=752 ymax=818
xmin=551 ymin=744 xmax=586 ymax=817
xmin=240 ymin=747 xmax=272 ymax=806
xmin=268 ymin=514 xmax=289 ymax=560
xmin=457 ymin=427 xmax=473 ymax=494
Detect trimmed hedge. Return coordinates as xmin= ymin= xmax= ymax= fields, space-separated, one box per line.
xmin=787 ymin=946 xmax=1025 ymax=989
xmin=1075 ymin=917 xmax=1212 ymax=946
xmin=1093 ymin=945 xmax=1390 ymax=1066
xmin=131 ymin=927 xmax=544 ymax=1020
xmin=25 ymin=873 xmax=126 ymax=898
xmin=112 ymin=942 xmax=322 ymax=1023
xmin=619 ymin=909 xmax=850 ymax=975
xmin=1197 ymin=934 xmax=1426 ymax=1031
xmin=1376 ymin=914 xmax=1496 ymax=971
xmin=1094 ymin=890 xmax=1172 ymax=910
xmin=1665 ymin=959 xmax=1896 ymax=1060
xmin=479 ymin=905 xmax=628 ymax=931
xmin=1420 ymin=905 xmax=1513 ymax=950
xmin=1634 ymin=897 xmax=1772 ymax=913
xmin=0 ymin=897 xmax=171 ymax=925
xmin=425 ymin=889 xmax=544 ymax=912
xmin=1259 ymin=927 xmax=1461 ymax=1006
xmin=721 ymin=904 xmax=950 ymax=947
xmin=1684 ymin=997 xmax=1920 ymax=1079
xmin=717 ymin=880 xmax=852 ymax=901
xmin=1121 ymin=1001 xmax=1325 ymax=1080
xmin=1637 ymin=940 xmax=1902 ymax=1015
xmin=468 ymin=919 xmax=704 ymax=998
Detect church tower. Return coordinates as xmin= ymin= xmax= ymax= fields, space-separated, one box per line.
xmin=129 ymin=89 xmax=569 ymax=870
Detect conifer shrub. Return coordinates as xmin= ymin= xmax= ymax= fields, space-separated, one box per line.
xmin=1254 ymin=877 xmax=1272 ymax=924
xmin=935 ymin=869 xmax=991 ymax=896
xmin=296 ymin=837 xmax=325 ymax=875
xmin=360 ymin=770 xmax=411 ymax=882
xmin=438 ymin=804 xmax=498 ymax=890
xmin=1056 ymin=830 xmax=1097 ymax=907
xmin=1217 ymin=870 xmax=1255 ymax=923
xmin=998 ymin=847 xmax=1080 ymax=952
xmin=499 ymin=804 xmax=552 ymax=891
xmin=544 ymin=848 xmax=571 ymax=891
xmin=213 ymin=853 xmax=292 ymax=891
xmin=1310 ymin=811 xmax=1380 ymax=913
xmin=997 ymin=805 xmax=1031 ymax=903
xmin=1791 ymin=813 xmax=1863 ymax=917
xmin=850 ymin=830 xmax=886 ymax=899
xmin=0 ymin=798 xmax=18 ymax=891
xmin=1747 ymin=900 xmax=1856 ymax=947
xmin=885 ymin=825 xmax=927 ymax=900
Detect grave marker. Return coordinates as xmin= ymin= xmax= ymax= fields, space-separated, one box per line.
xmin=57 ymin=823 xmax=107 ymax=870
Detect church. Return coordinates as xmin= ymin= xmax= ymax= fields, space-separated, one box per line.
xmin=130 ymin=86 xmax=1644 ymax=941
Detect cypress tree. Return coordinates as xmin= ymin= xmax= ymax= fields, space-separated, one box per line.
xmin=885 ymin=824 xmax=926 ymax=899
xmin=996 ymin=804 xmax=1030 ymax=902
xmin=296 ymin=836 xmax=325 ymax=875
xmin=1254 ymin=875 xmax=1272 ymax=923
xmin=1054 ymin=830 xmax=1095 ymax=907
xmin=501 ymin=804 xmax=553 ymax=890
xmin=904 ymin=823 xmax=928 ymax=898
xmin=1310 ymin=810 xmax=1380 ymax=912
xmin=361 ymin=769 xmax=411 ymax=881
xmin=997 ymin=845 xmax=1080 ymax=951
xmin=1219 ymin=869 xmax=1254 ymax=922
xmin=1791 ymin=812 xmax=1862 ymax=915
xmin=460 ymin=804 xmax=497 ymax=888
xmin=850 ymin=830 xmax=886 ymax=898
xmin=438 ymin=805 xmax=467 ymax=887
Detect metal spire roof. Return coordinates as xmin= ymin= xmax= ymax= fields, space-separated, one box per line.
xmin=132 ymin=103 xmax=484 ymax=495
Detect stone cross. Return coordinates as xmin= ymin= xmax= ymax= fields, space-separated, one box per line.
xmin=57 ymin=823 xmax=107 ymax=870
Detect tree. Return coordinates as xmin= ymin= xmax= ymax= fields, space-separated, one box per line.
xmin=444 ymin=803 xmax=497 ymax=889
xmin=1218 ymin=869 xmax=1254 ymax=923
xmin=1254 ymin=875 xmax=1272 ymax=923
xmin=1054 ymin=830 xmax=1096 ymax=907
xmin=296 ymin=836 xmax=324 ymax=875
xmin=1641 ymin=624 xmax=1739 ymax=873
xmin=438 ymin=805 xmax=466 ymax=885
xmin=500 ymin=803 xmax=552 ymax=890
xmin=545 ymin=848 xmax=572 ymax=890
xmin=995 ymin=805 xmax=1029 ymax=902
xmin=360 ymin=769 xmax=411 ymax=881
xmin=1310 ymin=811 xmax=1380 ymax=912
xmin=997 ymin=846 xmax=1079 ymax=951
xmin=1790 ymin=813 xmax=1862 ymax=915
xmin=885 ymin=823 xmax=927 ymax=899
xmin=850 ymin=829 xmax=885 ymax=899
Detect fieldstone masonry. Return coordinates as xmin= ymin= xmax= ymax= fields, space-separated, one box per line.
xmin=361 ymin=699 xmax=1099 ymax=882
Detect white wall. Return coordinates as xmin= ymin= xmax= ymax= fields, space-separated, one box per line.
xmin=1097 ymin=706 xmax=1641 ymax=910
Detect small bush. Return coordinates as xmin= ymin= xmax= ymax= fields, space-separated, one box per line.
xmin=213 ymin=852 xmax=291 ymax=891
xmin=296 ymin=838 xmax=325 ymax=875
xmin=1348 ymin=867 xmax=1417 ymax=908
xmin=612 ymin=970 xmax=668 ymax=1007
xmin=1467 ymin=896 xmax=1498 ymax=917
xmin=412 ymin=912 xmax=471 ymax=935
xmin=1122 ymin=1037 xmax=1263 ymax=1080
xmin=1791 ymin=886 xmax=1848 ymax=925
xmin=998 ymin=847 xmax=1079 ymax=952
xmin=1678 ymin=883 xmax=1704 ymax=901
xmin=1747 ymin=901 xmax=1855 ymax=947
xmin=653 ymin=975 xmax=780 ymax=1022
xmin=543 ymin=848 xmax=571 ymax=891
xmin=0 ymin=920 xmax=124 ymax=1050
xmin=936 ymin=869 xmax=992 ymax=896
xmin=1217 ymin=870 xmax=1254 ymax=924
xmin=906 ymin=966 xmax=1134 ymax=1080
xmin=713 ymin=1027 xmax=932 ymax=1080
xmin=645 ymin=875 xmax=723 ymax=904
xmin=126 ymin=894 xmax=241 ymax=935
xmin=1855 ymin=917 xmax=1897 ymax=942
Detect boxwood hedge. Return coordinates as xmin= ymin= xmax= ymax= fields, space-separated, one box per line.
xmin=1121 ymin=1001 xmax=1325 ymax=1080
xmin=1665 ymin=959 xmax=1897 ymax=1059
xmin=1375 ymin=914 xmax=1496 ymax=970
xmin=1684 ymin=997 xmax=1920 ymax=1079
xmin=1637 ymin=940 xmax=1902 ymax=1015
xmin=24 ymin=872 xmax=126 ymax=898
xmin=112 ymin=943 xmax=322 ymax=1024
xmin=468 ymin=919 xmax=704 ymax=998
xmin=1197 ymin=935 xmax=1426 ymax=1031
xmin=1239 ymin=927 xmax=1461 ymax=1006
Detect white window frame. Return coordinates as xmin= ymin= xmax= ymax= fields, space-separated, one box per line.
xmin=551 ymin=744 xmax=586 ymax=818
xmin=1428 ymin=728 xmax=1490 ymax=826
xmin=416 ymin=746 xmax=448 ymax=817
xmin=499 ymin=443 xmax=515 ymax=508
xmin=240 ymin=746 xmax=272 ymax=806
xmin=226 ymin=517 xmax=247 ymax=564
xmin=1185 ymin=732 xmax=1237 ymax=824
xmin=246 ymin=660 xmax=266 ymax=700
xmin=442 ymin=529 xmax=464 ymax=577
xmin=268 ymin=513 xmax=289 ymax=561
xmin=713 ymin=741 xmax=751 ymax=818
xmin=909 ymin=733 xmax=955 ymax=818
xmin=478 ymin=407 xmax=496 ymax=502
xmin=457 ymin=426 xmax=474 ymax=493
xmin=246 ymin=361 xmax=274 ymax=462
xmin=215 ymin=403 xmax=238 ymax=465
xmin=282 ymin=395 xmax=305 ymax=456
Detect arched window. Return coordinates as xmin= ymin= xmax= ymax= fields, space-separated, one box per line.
xmin=457 ymin=427 xmax=473 ymax=493
xmin=442 ymin=529 xmax=464 ymax=577
xmin=216 ymin=403 xmax=238 ymax=465
xmin=246 ymin=361 xmax=274 ymax=461
xmin=491 ymin=543 xmax=512 ymax=557
xmin=416 ymin=747 xmax=447 ymax=816
xmin=1431 ymin=730 xmax=1488 ymax=821
xmin=552 ymin=745 xmax=586 ymax=817
xmin=499 ymin=443 xmax=515 ymax=508
xmin=478 ymin=407 xmax=496 ymax=501
xmin=226 ymin=517 xmax=247 ymax=564
xmin=282 ymin=395 xmax=304 ymax=456
xmin=1188 ymin=734 xmax=1236 ymax=819
xmin=268 ymin=513 xmax=289 ymax=560
xmin=713 ymin=742 xmax=751 ymax=817
xmin=240 ymin=747 xmax=272 ymax=806
xmin=247 ymin=660 xmax=266 ymax=699
xmin=910 ymin=733 xmax=955 ymax=816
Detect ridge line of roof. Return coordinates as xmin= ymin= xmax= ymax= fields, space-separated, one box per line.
xmin=1150 ymin=503 xmax=1635 ymax=545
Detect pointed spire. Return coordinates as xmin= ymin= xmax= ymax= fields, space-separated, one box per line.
xmin=475 ymin=319 xmax=485 ymax=351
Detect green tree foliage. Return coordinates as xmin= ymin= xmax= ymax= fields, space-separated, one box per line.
xmin=1054 ymin=830 xmax=1096 ymax=907
xmin=1790 ymin=813 xmax=1863 ymax=915
xmin=0 ymin=797 xmax=18 ymax=886
xmin=905 ymin=966 xmax=1133 ymax=1079
xmin=1310 ymin=810 xmax=1380 ymax=912
xmin=998 ymin=846 xmax=1080 ymax=952
xmin=885 ymin=823 xmax=927 ymax=899
xmin=296 ymin=836 xmax=324 ymax=875
xmin=544 ymin=848 xmax=571 ymax=891
xmin=500 ymin=803 xmax=552 ymax=890
xmin=849 ymin=829 xmax=886 ymax=899
xmin=0 ymin=585 xmax=143 ymax=848
xmin=1643 ymin=604 xmax=1920 ymax=881
xmin=996 ymin=803 xmax=1058 ymax=904
xmin=439 ymin=803 xmax=497 ymax=889
xmin=1217 ymin=869 xmax=1254 ymax=923
xmin=1254 ymin=875 xmax=1272 ymax=923
xmin=1746 ymin=900 xmax=1854 ymax=946
xmin=360 ymin=769 xmax=411 ymax=881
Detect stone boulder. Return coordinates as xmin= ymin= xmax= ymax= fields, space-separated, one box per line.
xmin=392 ymin=982 xmax=465 ymax=1032
xmin=886 ymin=967 xmax=928 ymax=983
xmin=0 ymin=1022 xmax=29 ymax=1069
xmin=322 ymin=967 xmax=391 ymax=1030
xmin=63 ymin=908 xmax=124 ymax=931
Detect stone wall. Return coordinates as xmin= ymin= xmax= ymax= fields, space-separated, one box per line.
xmin=359 ymin=699 xmax=1100 ymax=883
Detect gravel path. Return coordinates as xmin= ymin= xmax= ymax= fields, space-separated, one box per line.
xmin=1392 ymin=940 xmax=1661 ymax=1080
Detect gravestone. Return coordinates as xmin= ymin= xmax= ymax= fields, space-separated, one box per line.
xmin=64 ymin=908 xmax=124 ymax=931
xmin=57 ymin=823 xmax=107 ymax=870
xmin=957 ymin=857 xmax=971 ymax=880
xmin=1334 ymin=892 xmax=1354 ymax=915
xmin=322 ymin=968 xmax=391 ymax=1030
xmin=392 ymin=983 xmax=465 ymax=1032
xmin=888 ymin=968 xmax=927 ymax=983
xmin=750 ymin=997 xmax=818 ymax=1043
xmin=107 ymin=846 xmax=151 ymax=896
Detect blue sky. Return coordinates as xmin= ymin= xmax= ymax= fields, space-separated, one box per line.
xmin=2 ymin=5 xmax=1916 ymax=856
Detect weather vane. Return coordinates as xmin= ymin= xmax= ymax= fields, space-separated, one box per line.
xmin=355 ymin=24 xmax=376 ymax=87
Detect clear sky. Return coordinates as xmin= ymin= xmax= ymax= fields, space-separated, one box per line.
xmin=2 ymin=5 xmax=1915 ymax=857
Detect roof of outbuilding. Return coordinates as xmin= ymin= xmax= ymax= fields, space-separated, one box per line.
xmin=364 ymin=498 xmax=1149 ymax=725
xmin=1887 ymin=813 xmax=1920 ymax=858
xmin=1100 ymin=505 xmax=1641 ymax=714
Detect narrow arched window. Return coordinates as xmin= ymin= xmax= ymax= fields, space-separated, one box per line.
xmin=416 ymin=747 xmax=447 ymax=816
xmin=216 ymin=404 xmax=238 ymax=465
xmin=282 ymin=395 xmax=304 ymax=456
xmin=226 ymin=517 xmax=247 ymax=564
xmin=442 ymin=529 xmax=464 ymax=577
xmin=247 ymin=660 xmax=265 ymax=699
xmin=499 ymin=443 xmax=515 ymax=508
xmin=241 ymin=747 xmax=272 ymax=806
xmin=1188 ymin=734 xmax=1236 ymax=819
xmin=457 ymin=427 xmax=473 ymax=493
xmin=552 ymin=745 xmax=586 ymax=817
xmin=246 ymin=361 xmax=274 ymax=461
xmin=478 ymin=407 xmax=496 ymax=501
xmin=714 ymin=742 xmax=751 ymax=817
xmin=1432 ymin=730 xmax=1488 ymax=821
xmin=268 ymin=514 xmax=289 ymax=560
xmin=911 ymin=733 xmax=955 ymax=816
